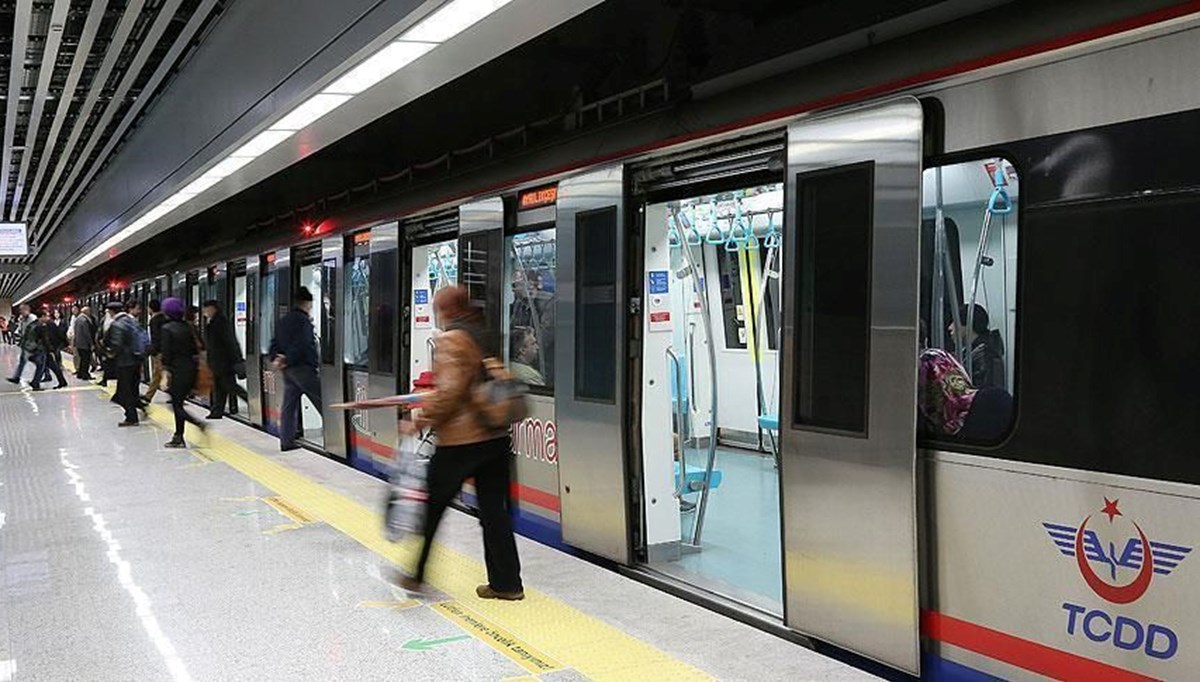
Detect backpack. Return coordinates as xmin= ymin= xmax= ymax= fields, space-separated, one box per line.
xmin=133 ymin=326 xmax=150 ymax=356
xmin=473 ymin=356 xmax=530 ymax=430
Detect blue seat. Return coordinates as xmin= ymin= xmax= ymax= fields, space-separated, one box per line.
xmin=674 ymin=461 xmax=723 ymax=491
xmin=757 ymin=414 xmax=779 ymax=431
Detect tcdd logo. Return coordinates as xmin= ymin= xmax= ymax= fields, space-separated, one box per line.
xmin=1044 ymin=498 xmax=1193 ymax=660
xmin=1043 ymin=498 xmax=1192 ymax=604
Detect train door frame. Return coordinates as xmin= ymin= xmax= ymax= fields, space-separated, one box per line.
xmin=400 ymin=210 xmax=459 ymax=394
xmin=245 ymin=256 xmax=265 ymax=431
xmin=625 ymin=133 xmax=788 ymax=617
xmin=318 ymin=237 xmax=347 ymax=459
xmin=779 ymin=97 xmax=924 ymax=674
xmin=289 ymin=239 xmax=337 ymax=452
xmin=258 ymin=249 xmax=291 ymax=435
xmin=226 ymin=259 xmax=252 ymax=425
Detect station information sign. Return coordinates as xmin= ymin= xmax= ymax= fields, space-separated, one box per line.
xmin=518 ymin=185 xmax=558 ymax=210
xmin=0 ymin=223 xmax=28 ymax=256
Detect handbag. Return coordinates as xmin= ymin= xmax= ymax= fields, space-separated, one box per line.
xmin=195 ymin=359 xmax=214 ymax=395
xmin=472 ymin=357 xmax=530 ymax=430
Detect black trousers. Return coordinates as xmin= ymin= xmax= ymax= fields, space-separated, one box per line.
xmin=169 ymin=369 xmax=201 ymax=439
xmin=413 ymin=437 xmax=522 ymax=593
xmin=210 ymin=367 xmax=247 ymax=416
xmin=115 ymin=365 xmax=140 ymax=423
xmin=76 ymin=348 xmax=94 ymax=379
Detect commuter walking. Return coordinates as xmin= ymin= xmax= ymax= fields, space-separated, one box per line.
xmin=267 ymin=286 xmax=322 ymax=451
xmin=142 ymin=300 xmax=167 ymax=403
xmin=106 ymin=300 xmax=145 ymax=426
xmin=42 ymin=310 xmax=70 ymax=382
xmin=72 ymin=307 xmax=96 ymax=380
xmin=29 ymin=309 xmax=68 ymax=392
xmin=159 ymin=298 xmax=205 ymax=448
xmin=6 ymin=303 xmax=37 ymax=384
xmin=202 ymin=300 xmax=247 ymax=419
xmin=96 ymin=304 xmax=119 ymax=387
xmin=396 ymin=286 xmax=524 ymax=600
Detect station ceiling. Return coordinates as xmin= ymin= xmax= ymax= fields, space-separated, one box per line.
xmin=0 ymin=0 xmax=224 ymax=296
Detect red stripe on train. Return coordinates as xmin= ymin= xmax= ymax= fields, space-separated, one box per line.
xmin=922 ymin=610 xmax=1158 ymax=681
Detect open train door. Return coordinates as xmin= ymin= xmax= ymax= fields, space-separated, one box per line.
xmin=780 ymin=98 xmax=923 ymax=674
xmin=556 ymin=166 xmax=630 ymax=563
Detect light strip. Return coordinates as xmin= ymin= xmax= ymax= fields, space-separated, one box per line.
xmin=51 ymin=0 xmax=514 ymax=295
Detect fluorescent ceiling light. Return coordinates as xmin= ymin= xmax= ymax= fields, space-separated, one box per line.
xmin=232 ymin=129 xmax=294 ymax=158
xmin=181 ymin=175 xmax=221 ymax=197
xmin=403 ymin=0 xmax=512 ymax=43
xmin=201 ymin=155 xmax=254 ymax=180
xmin=269 ymin=93 xmax=352 ymax=132
xmin=324 ymin=41 xmax=437 ymax=95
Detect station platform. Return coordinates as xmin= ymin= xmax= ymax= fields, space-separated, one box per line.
xmin=0 ymin=346 xmax=875 ymax=681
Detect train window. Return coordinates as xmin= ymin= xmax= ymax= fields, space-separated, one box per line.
xmin=919 ymin=157 xmax=1018 ymax=444
xmin=575 ymin=207 xmax=618 ymax=403
xmin=505 ymin=228 xmax=556 ymax=391
xmin=793 ymin=162 xmax=873 ymax=434
xmin=258 ymin=268 xmax=276 ymax=356
xmin=344 ymin=239 xmax=370 ymax=367
xmin=369 ymin=245 xmax=397 ymax=375
xmin=321 ymin=259 xmax=336 ymax=366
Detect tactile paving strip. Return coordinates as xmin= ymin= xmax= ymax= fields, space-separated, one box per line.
xmin=128 ymin=394 xmax=712 ymax=681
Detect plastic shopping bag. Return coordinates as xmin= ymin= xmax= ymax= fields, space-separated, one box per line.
xmin=384 ymin=433 xmax=433 ymax=542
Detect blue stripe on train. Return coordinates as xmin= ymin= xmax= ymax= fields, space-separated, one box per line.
xmin=921 ymin=653 xmax=1003 ymax=681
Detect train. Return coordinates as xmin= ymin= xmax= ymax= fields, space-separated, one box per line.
xmin=62 ymin=7 xmax=1200 ymax=680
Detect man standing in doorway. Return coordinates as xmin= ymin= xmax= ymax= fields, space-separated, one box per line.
xmin=141 ymin=299 xmax=167 ymax=404
xmin=202 ymin=300 xmax=247 ymax=419
xmin=268 ymin=286 xmax=322 ymax=451
xmin=6 ymin=303 xmax=37 ymax=384
xmin=106 ymin=300 xmax=145 ymax=426
xmin=72 ymin=306 xmax=96 ymax=380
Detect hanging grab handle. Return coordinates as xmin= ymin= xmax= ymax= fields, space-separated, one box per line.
xmin=680 ymin=210 xmax=703 ymax=245
xmin=988 ymin=165 xmax=1013 ymax=215
xmin=667 ymin=215 xmax=682 ymax=250
xmin=763 ymin=211 xmax=781 ymax=249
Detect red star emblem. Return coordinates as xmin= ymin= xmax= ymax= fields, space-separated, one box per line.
xmin=1101 ymin=497 xmax=1122 ymax=523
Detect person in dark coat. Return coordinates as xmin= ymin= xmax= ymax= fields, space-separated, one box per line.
xmin=72 ymin=306 xmax=96 ymax=380
xmin=29 ymin=308 xmax=68 ymax=391
xmin=202 ymin=300 xmax=248 ymax=419
xmin=267 ymin=286 xmax=322 ymax=451
xmin=159 ymin=297 xmax=205 ymax=448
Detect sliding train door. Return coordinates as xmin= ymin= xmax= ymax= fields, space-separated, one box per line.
xmin=780 ymin=98 xmax=923 ymax=673
xmin=342 ymin=223 xmax=401 ymax=476
xmin=318 ymin=238 xmax=346 ymax=458
xmin=556 ymin=166 xmax=629 ymax=562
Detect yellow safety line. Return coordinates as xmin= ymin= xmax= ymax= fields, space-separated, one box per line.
xmin=119 ymin=392 xmax=711 ymax=681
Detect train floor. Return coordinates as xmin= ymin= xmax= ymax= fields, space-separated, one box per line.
xmin=0 ymin=346 xmax=876 ymax=681
xmin=654 ymin=446 xmax=782 ymax=615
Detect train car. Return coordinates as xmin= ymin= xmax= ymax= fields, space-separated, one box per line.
xmin=73 ymin=9 xmax=1200 ymax=680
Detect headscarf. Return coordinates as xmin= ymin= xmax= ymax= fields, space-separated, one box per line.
xmin=162 ymin=297 xmax=185 ymax=320
xmin=918 ymin=348 xmax=977 ymax=435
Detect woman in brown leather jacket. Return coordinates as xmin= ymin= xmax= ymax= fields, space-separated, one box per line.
xmin=397 ymin=286 xmax=524 ymax=600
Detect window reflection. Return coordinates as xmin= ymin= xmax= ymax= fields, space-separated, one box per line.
xmin=344 ymin=241 xmax=370 ymax=367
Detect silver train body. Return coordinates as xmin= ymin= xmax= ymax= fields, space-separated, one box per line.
xmin=80 ymin=12 xmax=1200 ymax=679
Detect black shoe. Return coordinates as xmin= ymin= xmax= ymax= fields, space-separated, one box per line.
xmin=164 ymin=439 xmax=186 ymax=449
xmin=97 ymin=381 xmax=107 ymax=387
xmin=118 ymin=420 xmax=138 ymax=427
xmin=280 ymin=443 xmax=301 ymax=452
xmin=5 ymin=377 xmax=17 ymax=385
xmin=205 ymin=413 xmax=223 ymax=420
xmin=56 ymin=382 xmax=68 ymax=389
xmin=31 ymin=386 xmax=43 ymax=392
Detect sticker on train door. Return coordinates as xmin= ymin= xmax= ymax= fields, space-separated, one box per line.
xmin=647 ymin=271 xmax=672 ymax=332
xmin=413 ymin=288 xmax=431 ymax=330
